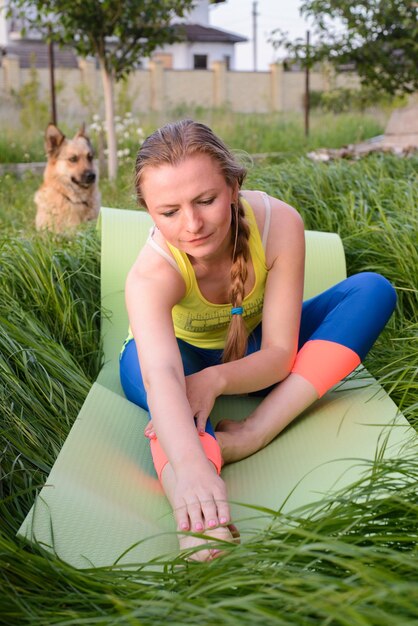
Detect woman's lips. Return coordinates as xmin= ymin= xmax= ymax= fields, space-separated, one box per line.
xmin=187 ymin=233 xmax=212 ymax=244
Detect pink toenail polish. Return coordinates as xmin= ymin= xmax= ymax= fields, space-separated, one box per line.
xmin=196 ymin=523 xmax=203 ymax=531
xmin=220 ymin=517 xmax=227 ymax=524
xmin=208 ymin=519 xmax=216 ymax=528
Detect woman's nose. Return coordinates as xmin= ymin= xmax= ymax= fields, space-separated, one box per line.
xmin=185 ymin=209 xmax=203 ymax=233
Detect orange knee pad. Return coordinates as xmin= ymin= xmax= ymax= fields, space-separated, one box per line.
xmin=149 ymin=432 xmax=223 ymax=482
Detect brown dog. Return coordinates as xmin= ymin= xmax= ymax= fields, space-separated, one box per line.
xmin=35 ymin=124 xmax=101 ymax=233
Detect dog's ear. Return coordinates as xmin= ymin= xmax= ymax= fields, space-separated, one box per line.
xmin=75 ymin=123 xmax=93 ymax=150
xmin=76 ymin=123 xmax=87 ymax=139
xmin=45 ymin=124 xmax=66 ymax=156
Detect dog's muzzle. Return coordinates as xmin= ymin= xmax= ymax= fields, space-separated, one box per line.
xmin=72 ymin=171 xmax=96 ymax=187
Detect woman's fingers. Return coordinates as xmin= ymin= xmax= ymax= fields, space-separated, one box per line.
xmin=175 ymin=502 xmax=190 ymax=532
xmin=187 ymin=500 xmax=207 ymax=532
xmin=174 ymin=496 xmax=204 ymax=532
xmin=144 ymin=421 xmax=156 ymax=439
xmin=174 ymin=491 xmax=230 ymax=533
xmin=199 ymin=490 xmax=231 ymax=531
xmin=200 ymin=497 xmax=219 ymax=529
xmin=172 ymin=464 xmax=230 ymax=537
xmin=173 ymin=494 xmax=205 ymax=533
xmin=195 ymin=411 xmax=208 ymax=434
xmin=215 ymin=497 xmax=230 ymax=526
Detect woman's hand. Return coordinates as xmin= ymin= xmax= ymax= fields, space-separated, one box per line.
xmin=144 ymin=366 xmax=222 ymax=439
xmin=170 ymin=461 xmax=230 ymax=533
xmin=186 ymin=367 xmax=224 ymax=433
xmin=144 ymin=367 xmax=223 ymax=439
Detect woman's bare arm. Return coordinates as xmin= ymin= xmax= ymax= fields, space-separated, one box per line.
xmin=125 ymin=248 xmax=230 ymax=530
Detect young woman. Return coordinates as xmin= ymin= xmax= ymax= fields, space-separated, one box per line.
xmin=120 ymin=119 xmax=397 ymax=560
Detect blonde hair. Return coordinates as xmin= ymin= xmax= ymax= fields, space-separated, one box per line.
xmin=135 ymin=119 xmax=250 ymax=362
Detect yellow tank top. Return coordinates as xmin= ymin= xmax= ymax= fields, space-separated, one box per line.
xmin=166 ymin=197 xmax=268 ymax=349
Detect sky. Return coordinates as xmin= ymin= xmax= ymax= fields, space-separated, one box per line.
xmin=210 ymin=0 xmax=315 ymax=71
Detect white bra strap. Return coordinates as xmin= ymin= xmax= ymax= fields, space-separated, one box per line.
xmin=146 ymin=227 xmax=181 ymax=273
xmin=259 ymin=191 xmax=271 ymax=250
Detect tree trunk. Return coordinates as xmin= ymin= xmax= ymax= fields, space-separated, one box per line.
xmin=99 ymin=58 xmax=117 ymax=180
xmin=304 ymin=30 xmax=310 ymax=138
xmin=47 ymin=37 xmax=57 ymax=125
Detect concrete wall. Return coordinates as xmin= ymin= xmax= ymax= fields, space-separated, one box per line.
xmin=0 ymin=56 xmax=362 ymax=126
xmin=165 ymin=68 xmax=214 ymax=109
xmin=227 ymin=70 xmax=271 ymax=113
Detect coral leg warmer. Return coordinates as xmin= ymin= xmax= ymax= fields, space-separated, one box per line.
xmin=149 ymin=432 xmax=223 ymax=481
xmin=291 ymin=339 xmax=361 ymax=398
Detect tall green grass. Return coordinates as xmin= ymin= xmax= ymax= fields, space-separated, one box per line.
xmin=0 ymin=114 xmax=417 ymax=624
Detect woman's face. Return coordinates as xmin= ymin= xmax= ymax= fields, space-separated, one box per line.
xmin=140 ymin=153 xmax=237 ymax=261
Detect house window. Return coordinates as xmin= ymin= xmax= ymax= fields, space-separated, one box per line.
xmin=193 ymin=54 xmax=207 ymax=70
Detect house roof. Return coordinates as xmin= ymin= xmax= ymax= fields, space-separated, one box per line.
xmin=179 ymin=23 xmax=247 ymax=44
xmin=3 ymin=41 xmax=79 ymax=69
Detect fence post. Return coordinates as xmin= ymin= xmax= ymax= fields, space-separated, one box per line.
xmin=321 ymin=61 xmax=335 ymax=92
xmin=149 ymin=60 xmax=165 ymax=112
xmin=212 ymin=60 xmax=227 ymax=108
xmin=2 ymin=54 xmax=21 ymax=93
xmin=270 ymin=62 xmax=284 ymax=112
xmin=79 ymin=57 xmax=98 ymax=92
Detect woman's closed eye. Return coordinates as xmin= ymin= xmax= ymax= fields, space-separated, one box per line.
xmin=198 ymin=197 xmax=215 ymax=206
xmin=162 ymin=197 xmax=215 ymax=216
xmin=162 ymin=209 xmax=178 ymax=218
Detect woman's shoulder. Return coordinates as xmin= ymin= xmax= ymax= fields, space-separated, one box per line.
xmin=241 ymin=189 xmax=304 ymax=235
xmin=126 ymin=235 xmax=186 ymax=304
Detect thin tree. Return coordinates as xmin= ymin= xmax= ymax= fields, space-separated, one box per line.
xmin=8 ymin=0 xmax=195 ymax=179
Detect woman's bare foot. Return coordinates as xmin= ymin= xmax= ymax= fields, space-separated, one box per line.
xmin=179 ymin=523 xmax=240 ymax=561
xmin=215 ymin=418 xmax=263 ymax=464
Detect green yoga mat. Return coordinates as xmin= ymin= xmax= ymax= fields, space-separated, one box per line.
xmin=17 ymin=207 xmax=416 ymax=568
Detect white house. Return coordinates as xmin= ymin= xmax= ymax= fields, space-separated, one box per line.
xmin=0 ymin=0 xmax=247 ymax=71
xmin=150 ymin=0 xmax=247 ymax=70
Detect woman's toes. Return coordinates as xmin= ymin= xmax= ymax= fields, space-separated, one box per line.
xmin=178 ymin=524 xmax=238 ymax=561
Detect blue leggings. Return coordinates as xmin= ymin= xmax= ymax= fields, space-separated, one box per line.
xmin=120 ymin=272 xmax=396 ymax=438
